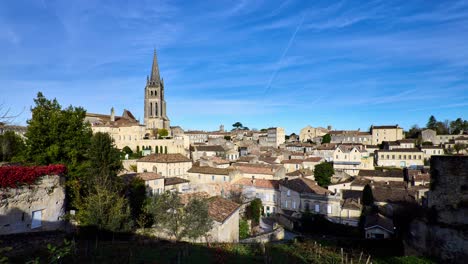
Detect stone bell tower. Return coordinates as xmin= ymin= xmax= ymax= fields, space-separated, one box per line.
xmin=144 ymin=49 xmax=170 ymax=131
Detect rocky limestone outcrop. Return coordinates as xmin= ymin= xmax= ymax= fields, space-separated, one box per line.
xmin=0 ymin=175 xmax=66 ymax=235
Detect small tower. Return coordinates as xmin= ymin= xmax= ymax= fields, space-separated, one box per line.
xmin=110 ymin=107 xmax=115 ymax=122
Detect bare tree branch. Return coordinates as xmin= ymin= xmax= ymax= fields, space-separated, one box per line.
xmin=0 ymin=103 xmax=24 ymax=125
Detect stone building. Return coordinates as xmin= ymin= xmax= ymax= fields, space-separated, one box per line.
xmin=206 ymin=196 xmax=240 ymax=242
xmin=136 ymin=153 xmax=192 ymax=178
xmin=84 ymin=51 xmax=188 ymax=154
xmin=332 ymin=145 xmax=374 ymax=176
xmin=299 ymin=125 xmax=328 ymax=142
xmin=420 ymin=145 xmax=444 ymax=160
xmin=278 ymin=178 xmax=341 ymax=219
xmin=370 ymin=125 xmax=404 ymax=145
xmin=375 ymin=149 xmax=424 ymax=168
xmin=330 ymin=130 xmax=372 ymax=145
xmin=233 ymin=178 xmax=280 ymax=216
xmin=0 ymin=174 xmax=65 ymax=235
xmin=231 ymin=163 xmax=286 ymax=180
xmin=266 ymin=127 xmax=285 ymax=148
xmin=421 ymin=129 xmax=462 ymax=145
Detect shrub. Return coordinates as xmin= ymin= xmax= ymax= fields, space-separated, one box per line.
xmin=239 ymin=219 xmax=250 ymax=239
xmin=0 ymin=164 xmax=67 ymax=188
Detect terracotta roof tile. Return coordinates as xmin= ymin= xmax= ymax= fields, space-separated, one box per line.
xmin=279 ymin=178 xmax=330 ymax=195
xmin=191 ymin=145 xmax=225 ymax=152
xmin=208 ymin=196 xmax=240 ymax=223
xmin=233 ymin=178 xmax=279 ymax=189
xmin=232 ymin=163 xmax=280 ymax=175
xmin=281 ymin=159 xmax=304 ymax=164
xmin=372 ymin=186 xmax=416 ymax=203
xmin=164 ymin=177 xmax=189 ymax=186
xmin=286 ymin=169 xmax=313 ymax=177
xmin=358 ymin=170 xmax=403 ymax=178
xmin=304 ymin=157 xmax=322 ymax=162
xmin=188 ymin=165 xmax=234 ymax=175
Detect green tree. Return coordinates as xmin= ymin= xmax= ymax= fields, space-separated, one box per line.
xmin=224 ymin=135 xmax=231 ymax=141
xmin=449 ymin=118 xmax=468 ymax=134
xmin=426 ymin=115 xmax=437 ymax=130
xmin=122 ymin=146 xmax=133 ymax=155
xmin=78 ymin=184 xmax=132 ymax=232
xmin=25 ymin=92 xmax=92 ymax=166
xmin=157 ymin=128 xmax=169 ymax=138
xmin=146 ymin=192 xmax=212 ymax=241
xmin=25 ymin=92 xmax=93 ymax=208
xmin=406 ymin=125 xmax=421 ymax=139
xmin=362 ymin=184 xmax=374 ymax=206
xmin=322 ymin=134 xmax=331 ymax=144
xmin=0 ymin=131 xmax=25 ymax=162
xmin=127 ymin=177 xmax=147 ymax=220
xmin=246 ymin=198 xmax=262 ymax=224
xmin=183 ymin=198 xmax=213 ymax=240
xmin=86 ymin=132 xmax=123 ymax=189
xmin=239 ymin=219 xmax=250 ymax=239
xmin=232 ymin=122 xmax=243 ymax=130
xmin=314 ymin=162 xmax=334 ymax=187
xmin=454 ymin=143 xmax=466 ymax=154
xmin=435 ymin=121 xmax=449 ymax=135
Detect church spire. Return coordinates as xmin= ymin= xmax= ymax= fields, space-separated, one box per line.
xmin=150 ymin=49 xmax=160 ymax=82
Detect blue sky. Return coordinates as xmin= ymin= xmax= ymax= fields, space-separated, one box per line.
xmin=1 ymin=0 xmax=467 ymax=134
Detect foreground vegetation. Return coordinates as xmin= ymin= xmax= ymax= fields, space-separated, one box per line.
xmin=1 ymin=233 xmax=435 ymax=264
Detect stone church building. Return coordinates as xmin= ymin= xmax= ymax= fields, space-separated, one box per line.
xmin=85 ymin=50 xmax=188 ymax=155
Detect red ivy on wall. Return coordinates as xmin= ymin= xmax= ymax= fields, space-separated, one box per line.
xmin=0 ymin=164 xmax=67 ymax=188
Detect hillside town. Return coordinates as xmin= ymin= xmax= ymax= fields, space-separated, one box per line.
xmin=1 ymin=51 xmax=467 ymax=263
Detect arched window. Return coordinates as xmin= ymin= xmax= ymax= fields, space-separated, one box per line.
xmin=155 ymin=102 xmax=158 ymax=116
xmin=149 ymin=103 xmax=153 ymax=117
xmin=153 ymin=166 xmax=157 ymax=173
xmin=151 ymin=91 xmax=153 ymax=96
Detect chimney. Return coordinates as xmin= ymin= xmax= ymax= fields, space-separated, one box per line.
xmin=110 ymin=107 xmax=115 ymax=122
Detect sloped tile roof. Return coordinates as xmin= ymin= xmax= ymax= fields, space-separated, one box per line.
xmin=164 ymin=177 xmax=189 ymax=186
xmin=188 ymin=165 xmax=234 ymax=175
xmin=232 ymin=178 xmax=279 ymax=189
xmin=207 ymin=196 xmax=240 ymax=223
xmin=137 ymin=172 xmax=164 ymax=181
xmin=358 ymin=170 xmax=403 ymax=178
xmin=279 ymin=178 xmax=330 ymax=195
xmin=364 ymin=213 xmax=394 ymax=233
xmin=232 ymin=163 xmax=280 ymax=175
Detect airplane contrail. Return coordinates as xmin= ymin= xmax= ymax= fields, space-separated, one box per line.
xmin=264 ymin=13 xmax=306 ymax=94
